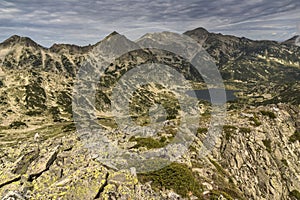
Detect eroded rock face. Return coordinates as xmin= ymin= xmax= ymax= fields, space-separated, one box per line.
xmin=214 ymin=105 xmax=300 ymax=200
xmin=0 ymin=130 xmax=159 ymax=199
xmin=0 ymin=132 xmax=106 ymax=199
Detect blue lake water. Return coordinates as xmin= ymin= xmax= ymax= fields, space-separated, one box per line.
xmin=186 ymin=89 xmax=238 ymax=103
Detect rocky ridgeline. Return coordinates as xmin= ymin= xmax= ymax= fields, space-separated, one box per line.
xmin=0 ymin=28 xmax=299 ymax=199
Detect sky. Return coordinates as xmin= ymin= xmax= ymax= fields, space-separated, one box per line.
xmin=0 ymin=0 xmax=299 ymax=47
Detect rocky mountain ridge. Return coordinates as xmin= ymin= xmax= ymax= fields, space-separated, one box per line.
xmin=0 ymin=28 xmax=299 ymax=200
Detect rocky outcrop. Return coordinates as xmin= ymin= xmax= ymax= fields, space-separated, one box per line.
xmin=0 ymin=103 xmax=298 ymax=199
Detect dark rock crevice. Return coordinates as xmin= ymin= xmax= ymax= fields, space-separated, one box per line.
xmin=0 ymin=176 xmax=21 ymax=189
xmin=94 ymin=172 xmax=109 ymax=199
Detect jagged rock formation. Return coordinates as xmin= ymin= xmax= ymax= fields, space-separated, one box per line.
xmin=0 ymin=28 xmax=299 ymax=200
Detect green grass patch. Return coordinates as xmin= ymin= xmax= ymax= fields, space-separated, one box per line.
xmin=289 ymin=131 xmax=300 ymax=143
xmin=138 ymin=163 xmax=202 ymax=198
xmin=9 ymin=121 xmax=28 ymax=129
xmin=209 ymin=158 xmax=228 ymax=176
xmin=289 ymin=190 xmax=300 ymax=199
xmin=129 ymin=137 xmax=166 ymax=149
xmin=210 ymin=190 xmax=234 ymax=200
xmin=249 ymin=116 xmax=262 ymax=126
xmin=281 ymin=159 xmax=288 ymax=167
xmin=49 ymin=106 xmax=62 ymax=122
xmin=0 ymin=126 xmax=8 ymax=131
xmin=97 ymin=117 xmax=118 ymax=129
xmin=260 ymin=110 xmax=276 ymax=119
xmin=1 ymin=122 xmax=75 ymax=148
xmin=262 ymin=139 xmax=272 ymax=153
xmin=223 ymin=125 xmax=237 ymax=140
xmin=239 ymin=127 xmax=251 ymax=134
xmin=62 ymin=122 xmax=76 ymax=133
xmin=197 ymin=127 xmax=208 ymax=134
xmin=26 ymin=110 xmax=43 ymax=116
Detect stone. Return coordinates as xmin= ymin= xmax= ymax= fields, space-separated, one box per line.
xmin=27 ymin=145 xmax=60 ymax=179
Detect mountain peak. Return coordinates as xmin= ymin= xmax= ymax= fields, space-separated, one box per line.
xmin=183 ymin=27 xmax=210 ymax=44
xmin=3 ymin=35 xmax=21 ymax=43
xmin=184 ymin=27 xmax=209 ymax=35
xmin=110 ymin=31 xmax=119 ymax=36
xmin=92 ymin=31 xmax=140 ymax=58
xmin=102 ymin=31 xmax=120 ymax=41
xmin=1 ymin=35 xmax=41 ymax=48
xmin=282 ymin=35 xmax=300 ymax=46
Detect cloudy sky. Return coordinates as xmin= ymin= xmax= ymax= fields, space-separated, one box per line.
xmin=0 ymin=0 xmax=299 ymax=47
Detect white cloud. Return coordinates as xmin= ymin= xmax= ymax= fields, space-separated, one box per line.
xmin=0 ymin=0 xmax=299 ymax=46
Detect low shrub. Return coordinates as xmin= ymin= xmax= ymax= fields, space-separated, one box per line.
xmin=289 ymin=190 xmax=300 ymax=199
xmin=260 ymin=110 xmax=276 ymax=119
xmin=289 ymin=131 xmax=300 ymax=143
xmin=138 ymin=163 xmax=202 ymax=198
xmin=9 ymin=121 xmax=28 ymax=129
xmin=239 ymin=127 xmax=251 ymax=134
xmin=129 ymin=137 xmax=165 ymax=149
xmin=262 ymin=139 xmax=272 ymax=153
xmin=249 ymin=116 xmax=262 ymax=126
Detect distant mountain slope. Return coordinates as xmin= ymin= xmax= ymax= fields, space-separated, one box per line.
xmin=0 ymin=28 xmax=299 ymax=126
xmin=184 ymin=28 xmax=300 ymax=83
xmin=1 ymin=28 xmax=299 ymax=82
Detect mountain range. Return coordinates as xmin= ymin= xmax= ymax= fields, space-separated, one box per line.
xmin=0 ymin=27 xmax=299 ymax=200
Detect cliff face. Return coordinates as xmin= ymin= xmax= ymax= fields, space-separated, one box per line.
xmin=209 ymin=104 xmax=300 ymax=199
xmin=0 ymin=29 xmax=299 ymax=200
